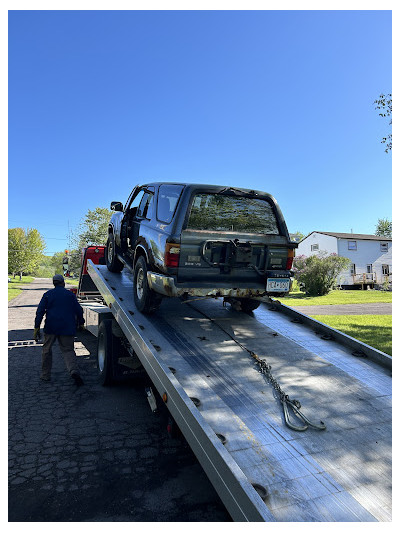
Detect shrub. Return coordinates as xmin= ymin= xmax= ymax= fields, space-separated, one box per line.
xmin=293 ymin=253 xmax=351 ymax=296
xmin=289 ymin=279 xmax=302 ymax=293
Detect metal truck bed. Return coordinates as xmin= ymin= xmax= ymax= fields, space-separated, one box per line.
xmin=87 ymin=261 xmax=392 ymax=522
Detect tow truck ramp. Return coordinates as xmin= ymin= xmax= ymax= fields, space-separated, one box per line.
xmin=86 ymin=260 xmax=392 ymax=522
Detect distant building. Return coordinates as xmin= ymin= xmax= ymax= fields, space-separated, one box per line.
xmin=297 ymin=232 xmax=392 ymax=289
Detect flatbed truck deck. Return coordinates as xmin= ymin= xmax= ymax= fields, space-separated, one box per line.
xmin=81 ymin=257 xmax=392 ymax=522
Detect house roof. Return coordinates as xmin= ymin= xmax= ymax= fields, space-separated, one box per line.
xmin=304 ymin=231 xmax=392 ymax=242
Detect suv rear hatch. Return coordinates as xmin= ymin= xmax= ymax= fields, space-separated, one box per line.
xmin=177 ymin=190 xmax=294 ymax=289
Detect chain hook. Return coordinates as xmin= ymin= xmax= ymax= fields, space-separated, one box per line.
xmin=283 ymin=396 xmax=326 ymax=432
xmin=282 ymin=397 xmax=308 ymax=431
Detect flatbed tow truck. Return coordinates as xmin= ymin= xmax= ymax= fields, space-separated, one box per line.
xmin=75 ymin=246 xmax=392 ymax=522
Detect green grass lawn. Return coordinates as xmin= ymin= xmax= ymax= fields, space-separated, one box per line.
xmin=65 ymin=277 xmax=79 ymax=287
xmin=311 ymin=314 xmax=392 ymax=356
xmin=279 ymin=289 xmax=392 ymax=306
xmin=8 ymin=276 xmax=35 ymax=301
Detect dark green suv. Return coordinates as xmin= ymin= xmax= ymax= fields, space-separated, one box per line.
xmin=106 ymin=183 xmax=297 ymax=314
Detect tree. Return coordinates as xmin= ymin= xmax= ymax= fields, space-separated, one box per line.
xmin=50 ymin=251 xmax=68 ymax=276
xmin=71 ymin=207 xmax=112 ymax=249
xmin=67 ymin=206 xmax=112 ymax=278
xmin=67 ymin=250 xmax=84 ymax=277
xmin=8 ymin=228 xmax=25 ymax=278
xmin=293 ymin=252 xmax=351 ymax=296
xmin=374 ymin=93 xmax=392 ymax=153
xmin=290 ymin=231 xmax=305 ymax=242
xmin=375 ymin=218 xmax=392 ymax=238
xmin=34 ymin=254 xmax=57 ymax=278
xmin=8 ymin=228 xmax=46 ymax=279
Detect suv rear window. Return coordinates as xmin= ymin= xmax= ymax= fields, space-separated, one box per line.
xmin=157 ymin=184 xmax=184 ymax=223
xmin=187 ymin=194 xmax=279 ymax=234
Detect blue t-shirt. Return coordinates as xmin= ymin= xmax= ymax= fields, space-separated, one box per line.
xmin=35 ymin=286 xmax=84 ymax=336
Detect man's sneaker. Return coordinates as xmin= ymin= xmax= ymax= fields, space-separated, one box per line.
xmin=40 ymin=376 xmax=51 ymax=382
xmin=71 ymin=373 xmax=84 ymax=386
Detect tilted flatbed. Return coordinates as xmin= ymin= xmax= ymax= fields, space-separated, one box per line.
xmin=82 ymin=258 xmax=392 ymax=522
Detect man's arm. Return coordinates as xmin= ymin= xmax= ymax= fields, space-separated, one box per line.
xmin=34 ymin=294 xmax=47 ymax=329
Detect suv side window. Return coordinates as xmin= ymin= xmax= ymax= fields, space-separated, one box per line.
xmin=127 ymin=189 xmax=146 ymax=212
xmin=137 ymin=192 xmax=154 ymax=219
xmin=157 ymin=185 xmax=184 ymax=223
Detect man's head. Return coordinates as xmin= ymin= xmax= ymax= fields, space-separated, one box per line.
xmin=53 ymin=274 xmax=65 ymax=287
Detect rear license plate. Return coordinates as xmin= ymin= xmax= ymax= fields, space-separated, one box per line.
xmin=267 ymin=278 xmax=290 ymax=292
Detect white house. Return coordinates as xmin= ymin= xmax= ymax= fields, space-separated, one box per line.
xmin=296 ymin=232 xmax=392 ymax=289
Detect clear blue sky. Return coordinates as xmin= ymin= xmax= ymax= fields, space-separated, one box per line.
xmin=8 ymin=9 xmax=392 ymax=255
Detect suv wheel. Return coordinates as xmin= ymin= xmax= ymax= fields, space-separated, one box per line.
xmin=106 ymin=233 xmax=124 ymax=272
xmin=237 ymin=298 xmax=261 ymax=312
xmin=133 ymin=256 xmax=162 ymax=314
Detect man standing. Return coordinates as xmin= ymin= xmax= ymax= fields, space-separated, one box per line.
xmin=34 ymin=274 xmax=85 ymax=385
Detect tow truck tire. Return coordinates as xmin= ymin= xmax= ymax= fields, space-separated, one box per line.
xmin=97 ymin=319 xmax=117 ymax=386
xmin=238 ymin=298 xmax=261 ymax=312
xmin=133 ymin=256 xmax=162 ymax=314
xmin=106 ymin=234 xmax=124 ymax=273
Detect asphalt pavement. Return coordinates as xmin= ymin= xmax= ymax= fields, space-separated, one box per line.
xmin=289 ymin=303 xmax=392 ymax=316
xmin=8 ymin=278 xmax=231 ymax=522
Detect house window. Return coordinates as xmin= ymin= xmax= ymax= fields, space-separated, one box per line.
xmin=380 ymin=242 xmax=389 ymax=252
xmin=382 ymin=265 xmax=390 ymax=275
xmin=367 ymin=264 xmax=372 ymax=273
xmin=311 ymin=244 xmax=319 ymax=252
xmin=350 ymin=264 xmax=356 ymax=275
xmin=348 ymin=240 xmax=357 ymax=250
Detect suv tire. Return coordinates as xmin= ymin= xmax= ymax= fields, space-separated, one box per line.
xmin=238 ymin=298 xmax=261 ymax=312
xmin=106 ymin=233 xmax=124 ymax=272
xmin=133 ymin=256 xmax=162 ymax=314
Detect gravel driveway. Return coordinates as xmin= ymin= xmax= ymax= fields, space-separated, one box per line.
xmin=8 ymin=278 xmax=230 ymax=522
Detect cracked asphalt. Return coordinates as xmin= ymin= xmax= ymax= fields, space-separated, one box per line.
xmin=8 ymin=278 xmax=230 ymax=522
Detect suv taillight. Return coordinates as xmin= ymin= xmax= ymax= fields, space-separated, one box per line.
xmin=286 ymin=249 xmax=294 ymax=270
xmin=165 ymin=243 xmax=180 ymax=268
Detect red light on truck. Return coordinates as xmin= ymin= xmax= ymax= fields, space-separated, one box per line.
xmin=286 ymin=249 xmax=294 ymax=270
xmin=165 ymin=243 xmax=180 ymax=268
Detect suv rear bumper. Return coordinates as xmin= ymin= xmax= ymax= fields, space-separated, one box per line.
xmin=147 ymin=272 xmax=290 ymax=298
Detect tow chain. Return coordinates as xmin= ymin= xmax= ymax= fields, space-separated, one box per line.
xmin=187 ymin=301 xmax=326 ymax=432
xmin=250 ymin=351 xmax=326 ymax=432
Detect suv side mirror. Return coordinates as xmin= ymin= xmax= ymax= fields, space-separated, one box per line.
xmin=110 ymin=201 xmax=123 ymax=212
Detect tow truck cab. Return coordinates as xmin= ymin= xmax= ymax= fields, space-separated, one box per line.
xmin=76 ymin=246 xmax=106 ymax=298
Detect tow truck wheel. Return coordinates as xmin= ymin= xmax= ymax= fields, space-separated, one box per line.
xmin=106 ymin=234 xmax=124 ymax=273
xmin=133 ymin=256 xmax=162 ymax=314
xmin=237 ymin=298 xmax=261 ymax=312
xmin=97 ymin=319 xmax=116 ymax=385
